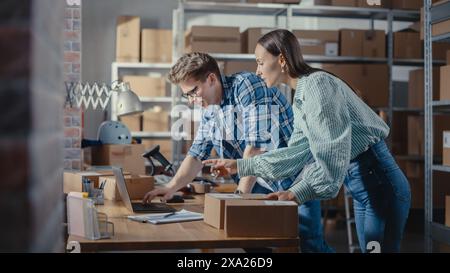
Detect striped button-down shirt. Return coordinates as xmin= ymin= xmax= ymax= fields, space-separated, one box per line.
xmin=188 ymin=72 xmax=295 ymax=189
xmin=237 ymin=71 xmax=390 ymax=203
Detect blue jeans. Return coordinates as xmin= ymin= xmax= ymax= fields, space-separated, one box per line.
xmin=252 ymin=183 xmax=335 ymax=253
xmin=344 ymin=140 xmax=411 ymax=253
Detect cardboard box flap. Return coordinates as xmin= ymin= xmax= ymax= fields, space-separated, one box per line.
xmin=187 ymin=26 xmax=240 ymax=41
xmin=226 ymin=199 xmax=297 ymax=207
xmin=293 ymin=30 xmax=339 ymax=42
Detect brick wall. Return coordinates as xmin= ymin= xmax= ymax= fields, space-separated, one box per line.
xmin=64 ymin=0 xmax=83 ymax=171
xmin=0 ymin=0 xmax=65 ymax=252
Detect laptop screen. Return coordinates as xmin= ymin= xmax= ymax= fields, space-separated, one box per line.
xmin=112 ymin=166 xmax=134 ymax=212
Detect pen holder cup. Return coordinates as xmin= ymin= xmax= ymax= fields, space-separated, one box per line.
xmin=97 ymin=212 xmax=114 ymax=239
xmin=91 ymin=188 xmax=104 ymax=205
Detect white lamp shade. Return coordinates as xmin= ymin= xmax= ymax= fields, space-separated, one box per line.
xmin=116 ymin=82 xmax=143 ymax=117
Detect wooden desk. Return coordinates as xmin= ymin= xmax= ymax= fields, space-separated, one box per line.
xmin=67 ymin=196 xmax=299 ymax=253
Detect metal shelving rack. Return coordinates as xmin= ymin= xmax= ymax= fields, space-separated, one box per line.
xmin=423 ymin=0 xmax=450 ymax=253
xmin=172 ymin=0 xmax=429 ymax=253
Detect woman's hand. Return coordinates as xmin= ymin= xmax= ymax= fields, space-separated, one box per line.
xmin=266 ymin=191 xmax=298 ymax=203
xmin=202 ymin=159 xmax=238 ymax=176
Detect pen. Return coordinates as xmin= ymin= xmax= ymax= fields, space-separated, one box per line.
xmin=163 ymin=212 xmax=176 ymax=218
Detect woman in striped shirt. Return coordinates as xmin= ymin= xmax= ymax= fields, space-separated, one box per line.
xmin=204 ymin=29 xmax=411 ymax=253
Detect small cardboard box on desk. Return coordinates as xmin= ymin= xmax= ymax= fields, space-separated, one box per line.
xmin=100 ymin=175 xmax=154 ymax=201
xmin=446 ymin=196 xmax=450 ymax=227
xmin=63 ymin=170 xmax=129 ymax=193
xmin=91 ymin=144 xmax=146 ymax=176
xmin=225 ymin=199 xmax=298 ymax=238
xmin=204 ymin=193 xmax=298 ymax=238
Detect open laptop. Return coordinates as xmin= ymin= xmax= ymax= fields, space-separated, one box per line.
xmin=112 ymin=166 xmax=176 ymax=213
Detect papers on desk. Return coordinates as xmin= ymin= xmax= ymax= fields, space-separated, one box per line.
xmin=128 ymin=209 xmax=203 ymax=224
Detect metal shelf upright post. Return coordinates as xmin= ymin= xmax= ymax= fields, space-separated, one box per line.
xmin=423 ymin=0 xmax=450 ymax=253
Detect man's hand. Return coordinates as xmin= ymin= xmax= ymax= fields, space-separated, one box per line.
xmin=266 ymin=191 xmax=298 ymax=203
xmin=202 ymin=159 xmax=238 ymax=176
xmin=142 ymin=187 xmax=175 ymax=204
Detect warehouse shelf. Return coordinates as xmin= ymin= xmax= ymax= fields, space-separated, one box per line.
xmin=432 ymin=32 xmax=450 ymax=43
xmin=211 ymin=53 xmax=388 ymax=63
xmin=423 ymin=0 xmax=450 ymax=252
xmin=211 ymin=53 xmax=446 ymax=66
xmin=140 ymin=96 xmax=172 ymax=103
xmin=396 ymin=155 xmax=426 ymax=161
xmin=183 ymin=1 xmax=288 ymax=15
xmin=392 ymin=107 xmax=423 ymax=112
xmin=393 ymin=58 xmax=446 ymax=66
xmin=132 ymin=131 xmax=173 ymax=138
xmin=432 ymin=164 xmax=450 ymax=173
xmin=432 ymin=100 xmax=450 ymax=107
xmin=431 ymin=0 xmax=450 ymax=24
xmin=140 ymin=96 xmax=188 ymax=103
xmin=112 ymin=62 xmax=172 ymax=70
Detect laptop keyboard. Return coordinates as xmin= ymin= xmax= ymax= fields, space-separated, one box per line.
xmin=131 ymin=202 xmax=176 ymax=213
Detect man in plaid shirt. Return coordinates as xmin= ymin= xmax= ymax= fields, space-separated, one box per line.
xmin=142 ymin=52 xmax=333 ymax=253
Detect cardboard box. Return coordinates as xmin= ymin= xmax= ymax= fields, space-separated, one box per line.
xmin=91 ymin=144 xmax=146 ymax=175
xmin=185 ymin=26 xmax=241 ymax=54
xmin=433 ymin=42 xmax=450 ymax=60
xmin=440 ymin=65 xmax=450 ymax=101
xmin=63 ymin=170 xmax=129 ymax=193
xmin=142 ymin=107 xmax=170 ymax=132
xmin=314 ymin=0 xmax=332 ymax=4
xmin=100 ymin=175 xmax=154 ymax=201
xmin=340 ymin=29 xmax=386 ymax=58
xmin=119 ymin=114 xmax=141 ymax=132
xmin=293 ymin=30 xmax=339 ymax=56
xmin=203 ymin=193 xmax=268 ymax=229
xmin=116 ymin=16 xmax=140 ymax=62
xmin=241 ymin=27 xmax=275 ymax=53
xmin=432 ymin=19 xmax=450 ymax=37
xmin=394 ymin=30 xmax=422 ymax=59
xmin=141 ymin=139 xmax=173 ymax=161
xmin=323 ymin=64 xmax=389 ymax=107
xmin=408 ymin=68 xmax=440 ymax=108
xmin=391 ymin=0 xmax=421 ymax=10
xmin=444 ymin=131 xmax=450 ymax=167
xmin=391 ymin=112 xmax=408 ymax=155
xmin=446 ymin=196 xmax=450 ymax=227
xmin=122 ymin=75 xmax=166 ymax=97
xmin=407 ymin=115 xmax=450 ymax=156
xmin=141 ymin=29 xmax=172 ymax=63
xmin=225 ymin=199 xmax=298 ymax=237
xmin=223 ymin=61 xmax=256 ymax=74
xmin=332 ymin=0 xmax=357 ymax=6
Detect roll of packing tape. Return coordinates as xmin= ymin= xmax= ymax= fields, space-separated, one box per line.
xmin=190 ymin=182 xmax=211 ymax=194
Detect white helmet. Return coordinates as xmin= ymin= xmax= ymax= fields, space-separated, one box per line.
xmin=97 ymin=121 xmax=131 ymax=145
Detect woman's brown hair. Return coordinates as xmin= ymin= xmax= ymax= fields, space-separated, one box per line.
xmin=257 ymin=29 xmax=361 ymax=97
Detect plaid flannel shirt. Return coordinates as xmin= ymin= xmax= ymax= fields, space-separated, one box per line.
xmin=188 ymin=72 xmax=297 ymax=190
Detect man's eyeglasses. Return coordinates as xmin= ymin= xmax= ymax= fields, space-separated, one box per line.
xmin=181 ymin=86 xmax=199 ymax=99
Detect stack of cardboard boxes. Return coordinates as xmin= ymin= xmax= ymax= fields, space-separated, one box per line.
xmin=116 ymin=16 xmax=172 ymax=63
xmin=204 ymin=193 xmax=298 ymax=237
xmin=115 ymin=16 xmax=172 ymax=152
